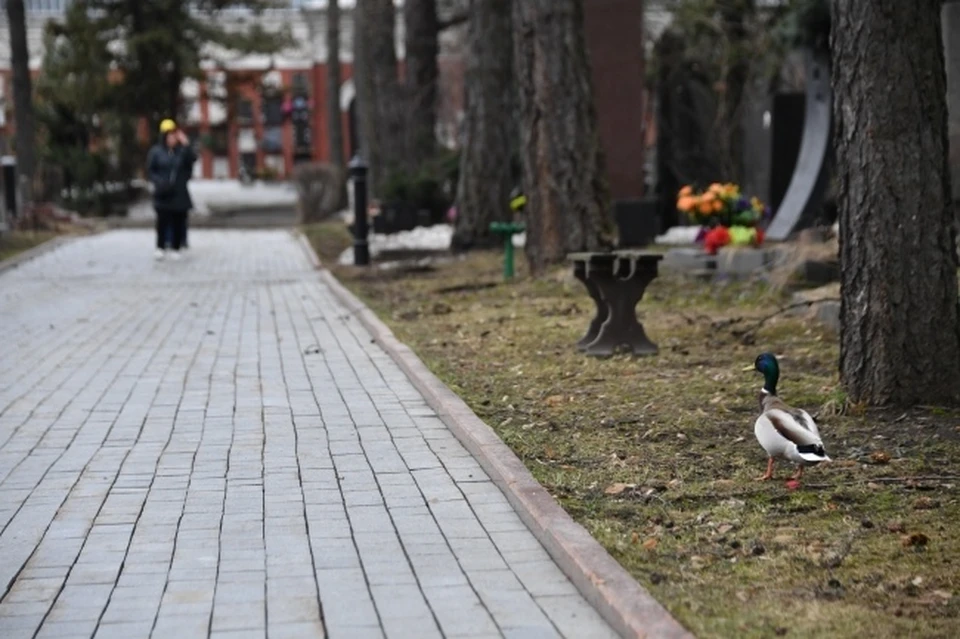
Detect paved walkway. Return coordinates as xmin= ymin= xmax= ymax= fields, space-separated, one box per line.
xmin=0 ymin=230 xmax=619 ymax=639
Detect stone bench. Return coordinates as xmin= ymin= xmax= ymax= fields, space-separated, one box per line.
xmin=568 ymin=251 xmax=663 ymax=357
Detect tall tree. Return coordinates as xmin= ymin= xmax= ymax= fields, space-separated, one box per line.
xmin=36 ymin=3 xmax=114 ymax=196
xmin=451 ymin=0 xmax=514 ymax=250
xmin=832 ymin=0 xmax=960 ymax=405
xmin=86 ymin=0 xmax=290 ymax=129
xmin=715 ymin=0 xmax=755 ymax=184
xmin=326 ymin=0 xmax=344 ymax=170
xmin=354 ymin=0 xmax=403 ymax=193
xmin=513 ymin=0 xmax=613 ymax=273
xmin=403 ymin=0 xmax=439 ymax=167
xmin=6 ymin=0 xmax=36 ymax=201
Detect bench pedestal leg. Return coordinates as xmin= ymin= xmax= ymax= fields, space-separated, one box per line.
xmin=584 ymin=274 xmax=658 ymax=357
xmin=573 ymin=263 xmax=608 ymax=351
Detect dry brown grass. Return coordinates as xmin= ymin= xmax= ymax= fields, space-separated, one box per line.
xmin=306 ymin=223 xmax=960 ymax=638
xmin=0 ymin=230 xmax=60 ymax=263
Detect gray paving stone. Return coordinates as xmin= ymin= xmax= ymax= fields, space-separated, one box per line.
xmin=267 ymin=621 xmax=326 ymax=639
xmin=511 ymin=561 xmax=582 ymax=598
xmin=151 ymin=613 xmax=211 ymax=636
xmin=2 ymin=576 xmax=64 ymax=602
xmin=209 ymin=630 xmax=266 ymax=639
xmin=35 ymin=619 xmax=100 ymax=639
xmin=535 ymin=594 xmax=621 ymax=639
xmin=211 ymin=601 xmax=266 ymax=631
xmin=0 ymin=230 xmax=618 ymax=639
xmin=93 ymin=620 xmax=156 ymax=639
xmin=0 ymin=612 xmax=44 ymax=636
xmin=0 ymin=600 xmax=54 ymax=617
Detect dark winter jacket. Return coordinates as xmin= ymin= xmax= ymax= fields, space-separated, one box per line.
xmin=147 ymin=140 xmax=197 ymax=212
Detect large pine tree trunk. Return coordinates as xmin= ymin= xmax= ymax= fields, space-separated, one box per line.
xmin=403 ymin=0 xmax=439 ymax=167
xmin=6 ymin=0 xmax=36 ymax=201
xmin=513 ymin=0 xmax=614 ymax=274
xmin=326 ymin=0 xmax=344 ymax=170
xmin=451 ymin=0 xmax=515 ymax=251
xmin=833 ymin=0 xmax=960 ymax=405
xmin=354 ymin=0 xmax=403 ymax=194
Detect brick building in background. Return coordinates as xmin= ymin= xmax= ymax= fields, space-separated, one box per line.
xmin=0 ymin=1 xmax=659 ymax=197
xmin=0 ymin=0 xmax=467 ymax=180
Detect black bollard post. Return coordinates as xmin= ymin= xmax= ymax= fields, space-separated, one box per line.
xmin=349 ymin=154 xmax=370 ymax=266
xmin=2 ymin=156 xmax=17 ymax=219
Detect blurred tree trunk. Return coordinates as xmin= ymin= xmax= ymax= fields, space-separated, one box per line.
xmin=833 ymin=0 xmax=960 ymax=405
xmin=715 ymin=0 xmax=754 ymax=183
xmin=326 ymin=0 xmax=344 ymax=170
xmin=6 ymin=0 xmax=36 ymax=202
xmin=403 ymin=0 xmax=439 ymax=168
xmin=354 ymin=0 xmax=403 ymax=194
xmin=513 ymin=0 xmax=613 ymax=274
xmin=451 ymin=0 xmax=514 ymax=250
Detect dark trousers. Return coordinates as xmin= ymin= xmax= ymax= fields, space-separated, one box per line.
xmin=165 ymin=213 xmax=189 ymax=248
xmin=156 ymin=208 xmax=187 ymax=250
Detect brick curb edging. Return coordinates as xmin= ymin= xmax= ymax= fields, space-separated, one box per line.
xmin=0 ymin=235 xmax=77 ymax=276
xmin=295 ymin=232 xmax=693 ymax=639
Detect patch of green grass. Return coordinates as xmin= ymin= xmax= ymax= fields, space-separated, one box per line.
xmin=329 ymin=249 xmax=960 ymax=638
xmin=0 ymin=230 xmax=59 ymax=262
xmin=301 ymin=221 xmax=353 ymax=266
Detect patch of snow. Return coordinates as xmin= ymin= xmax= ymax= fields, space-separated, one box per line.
xmin=336 ymin=224 xmax=527 ymax=265
xmin=655 ymin=226 xmax=702 ymax=245
xmin=127 ymin=179 xmax=297 ymax=219
xmin=189 ymin=180 xmax=296 ymax=215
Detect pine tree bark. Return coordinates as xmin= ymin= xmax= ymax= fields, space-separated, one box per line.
xmin=513 ymin=0 xmax=614 ymax=274
xmin=6 ymin=0 xmax=36 ymax=200
xmin=403 ymin=0 xmax=439 ymax=167
xmin=833 ymin=0 xmax=960 ymax=405
xmin=354 ymin=0 xmax=403 ymax=194
xmin=451 ymin=0 xmax=515 ymax=251
xmin=326 ymin=0 xmax=345 ymax=170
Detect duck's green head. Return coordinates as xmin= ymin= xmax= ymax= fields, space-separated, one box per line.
xmin=746 ymin=352 xmax=779 ymax=395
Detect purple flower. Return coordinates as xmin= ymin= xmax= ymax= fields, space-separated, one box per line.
xmin=736 ymin=197 xmax=751 ymax=211
xmin=695 ymin=227 xmax=707 ymax=243
xmin=762 ymin=206 xmax=772 ymax=220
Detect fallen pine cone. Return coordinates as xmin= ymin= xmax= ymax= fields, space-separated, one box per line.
xmin=901 ymin=532 xmax=929 ymax=548
xmin=913 ymin=497 xmax=940 ymax=510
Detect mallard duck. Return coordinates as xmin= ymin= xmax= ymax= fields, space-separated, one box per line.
xmin=744 ymin=353 xmax=830 ymax=485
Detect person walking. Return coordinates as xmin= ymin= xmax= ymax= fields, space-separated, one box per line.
xmin=147 ymin=119 xmax=196 ymax=260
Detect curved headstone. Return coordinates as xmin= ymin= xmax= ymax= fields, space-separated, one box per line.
xmin=765 ymin=49 xmax=832 ymax=241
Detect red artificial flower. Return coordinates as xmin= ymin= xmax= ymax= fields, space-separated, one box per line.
xmin=704 ymin=226 xmax=731 ymax=255
xmin=754 ymin=228 xmax=765 ymax=246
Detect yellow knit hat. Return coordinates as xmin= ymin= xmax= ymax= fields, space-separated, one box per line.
xmin=159 ymin=119 xmax=177 ymax=133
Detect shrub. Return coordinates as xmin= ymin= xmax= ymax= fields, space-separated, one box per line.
xmin=380 ymin=150 xmax=461 ymax=221
xmin=293 ymin=162 xmax=346 ymax=224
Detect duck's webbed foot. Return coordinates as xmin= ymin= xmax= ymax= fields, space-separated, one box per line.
xmin=755 ymin=457 xmax=775 ymax=481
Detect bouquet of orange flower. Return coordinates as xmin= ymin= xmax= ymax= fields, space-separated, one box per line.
xmin=677 ymin=183 xmax=768 ymax=227
xmin=677 ymin=183 xmax=771 ymax=254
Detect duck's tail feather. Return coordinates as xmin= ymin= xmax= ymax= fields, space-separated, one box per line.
xmin=797 ymin=443 xmax=829 ymax=463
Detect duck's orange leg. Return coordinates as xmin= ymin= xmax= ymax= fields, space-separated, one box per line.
xmin=756 ymin=457 xmax=775 ymax=481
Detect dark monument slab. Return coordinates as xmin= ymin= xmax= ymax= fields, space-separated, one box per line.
xmin=945 ymin=1 xmax=960 ymax=201
xmin=769 ymin=93 xmax=806 ymax=212
xmin=614 ymin=197 xmax=660 ymax=248
xmin=765 ymin=49 xmax=832 ymax=241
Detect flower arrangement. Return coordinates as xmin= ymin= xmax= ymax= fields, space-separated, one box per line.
xmin=676 ymin=183 xmax=772 ymax=254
